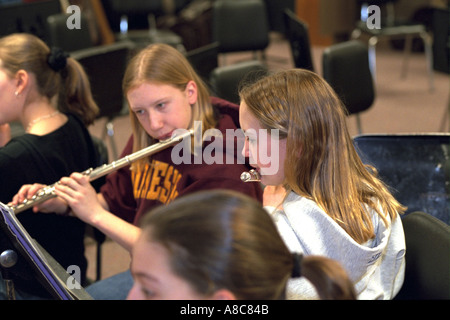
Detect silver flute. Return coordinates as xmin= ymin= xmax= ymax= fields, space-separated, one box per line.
xmin=240 ymin=169 xmax=261 ymax=182
xmin=10 ymin=129 xmax=193 ymax=214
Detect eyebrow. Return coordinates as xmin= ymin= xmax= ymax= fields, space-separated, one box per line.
xmin=243 ymin=128 xmax=258 ymax=136
xmin=132 ymin=271 xmax=160 ymax=284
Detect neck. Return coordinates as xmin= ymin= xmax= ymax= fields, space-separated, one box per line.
xmin=22 ymin=100 xmax=65 ymax=135
xmin=21 ymin=98 xmax=55 ymax=126
xmin=26 ymin=110 xmax=61 ymax=133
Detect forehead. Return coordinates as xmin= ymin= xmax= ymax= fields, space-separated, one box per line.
xmin=129 ymin=82 xmax=181 ymax=96
xmin=131 ymin=235 xmax=171 ymax=278
xmin=127 ymin=82 xmax=184 ymax=105
xmin=239 ymin=101 xmax=263 ymax=133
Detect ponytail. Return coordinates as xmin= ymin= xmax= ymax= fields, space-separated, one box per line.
xmin=293 ymin=254 xmax=356 ymax=300
xmin=59 ymin=57 xmax=99 ymax=125
xmin=0 ymin=34 xmax=99 ymax=125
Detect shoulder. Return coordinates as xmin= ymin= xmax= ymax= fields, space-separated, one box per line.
xmin=210 ymin=96 xmax=239 ymax=112
xmin=273 ymin=192 xmax=355 ymax=250
xmin=210 ymin=96 xmax=241 ymax=129
xmin=283 ymin=192 xmax=324 ymax=217
xmin=0 ymin=135 xmax=35 ymax=156
xmin=64 ymin=113 xmax=87 ymax=131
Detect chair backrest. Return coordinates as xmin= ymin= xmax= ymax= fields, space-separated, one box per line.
xmin=353 ymin=133 xmax=450 ymax=225
xmin=71 ymin=41 xmax=136 ymax=119
xmin=395 ymin=211 xmax=450 ymax=300
xmin=264 ymin=0 xmax=295 ymax=33
xmin=107 ymin=0 xmax=163 ymax=14
xmin=186 ymin=42 xmax=219 ymax=84
xmin=0 ymin=0 xmax=61 ymax=44
xmin=322 ymin=40 xmax=375 ymax=115
xmin=283 ymin=8 xmax=314 ymax=71
xmin=46 ymin=13 xmax=93 ymax=52
xmin=209 ymin=60 xmax=268 ymax=105
xmin=212 ymin=0 xmax=269 ymax=54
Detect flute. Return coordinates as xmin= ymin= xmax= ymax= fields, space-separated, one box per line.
xmin=10 ymin=129 xmax=193 ymax=214
xmin=240 ymin=169 xmax=261 ymax=182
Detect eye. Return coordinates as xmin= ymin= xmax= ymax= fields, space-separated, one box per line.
xmin=135 ymin=282 xmax=156 ymax=299
xmin=246 ymin=136 xmax=257 ymax=144
xmin=133 ymin=109 xmax=145 ymax=116
xmin=155 ymin=102 xmax=166 ymax=109
xmin=140 ymin=287 xmax=156 ymax=299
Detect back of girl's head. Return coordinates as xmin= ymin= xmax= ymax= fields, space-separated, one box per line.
xmin=301 ymin=255 xmax=356 ymax=300
xmin=140 ymin=189 xmax=293 ymax=300
xmin=122 ymin=43 xmax=215 ymax=149
xmin=0 ymin=33 xmax=98 ymax=125
xmin=140 ymin=189 xmax=356 ymax=300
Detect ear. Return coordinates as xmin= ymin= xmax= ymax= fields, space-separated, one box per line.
xmin=14 ymin=70 xmax=29 ymax=96
xmin=185 ymin=80 xmax=198 ymax=105
xmin=210 ymin=288 xmax=237 ymax=300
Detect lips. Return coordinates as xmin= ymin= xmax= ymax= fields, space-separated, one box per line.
xmin=157 ymin=131 xmax=173 ymax=141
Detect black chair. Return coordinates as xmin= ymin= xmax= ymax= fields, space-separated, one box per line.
xmin=264 ymin=0 xmax=295 ymax=34
xmin=209 ymin=60 xmax=268 ymax=105
xmin=104 ymin=0 xmax=184 ymax=50
xmin=71 ymin=40 xmax=136 ymax=160
xmin=351 ymin=0 xmax=434 ymax=91
xmin=46 ymin=13 xmax=94 ymax=52
xmin=283 ymin=8 xmax=314 ymax=71
xmin=395 ymin=211 xmax=450 ymax=300
xmin=322 ymin=40 xmax=375 ymax=134
xmin=0 ymin=0 xmax=61 ymax=44
xmin=186 ymin=42 xmax=219 ymax=85
xmin=353 ymin=133 xmax=450 ymax=226
xmin=212 ymin=0 xmax=270 ymax=64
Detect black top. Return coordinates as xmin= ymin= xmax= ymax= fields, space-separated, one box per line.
xmin=0 ymin=113 xmax=99 ymax=297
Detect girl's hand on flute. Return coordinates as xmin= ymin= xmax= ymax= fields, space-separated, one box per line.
xmin=54 ymin=172 xmax=105 ymax=224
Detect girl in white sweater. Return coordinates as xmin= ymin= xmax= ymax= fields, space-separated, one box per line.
xmin=238 ymin=69 xmax=406 ymax=300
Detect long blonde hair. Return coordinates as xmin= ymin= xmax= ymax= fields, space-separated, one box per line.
xmin=0 ymin=33 xmax=98 ymax=125
xmin=239 ymin=69 xmax=406 ymax=244
xmin=122 ymin=43 xmax=217 ymax=169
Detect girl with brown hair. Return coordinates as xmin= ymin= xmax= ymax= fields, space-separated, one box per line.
xmin=239 ymin=69 xmax=406 ymax=299
xmin=0 ymin=33 xmax=100 ymax=299
xmin=13 ymin=43 xmax=262 ymax=299
xmin=128 ymin=189 xmax=356 ymax=300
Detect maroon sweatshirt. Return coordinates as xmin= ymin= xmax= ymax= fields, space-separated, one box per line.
xmin=100 ymin=97 xmax=263 ymax=225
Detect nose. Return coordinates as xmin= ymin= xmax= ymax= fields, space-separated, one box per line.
xmin=148 ymin=111 xmax=164 ymax=132
xmin=126 ymin=284 xmax=141 ymax=300
xmin=241 ymin=137 xmax=250 ymax=158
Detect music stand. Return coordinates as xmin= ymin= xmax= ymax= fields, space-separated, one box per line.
xmin=0 ymin=202 xmax=92 ymax=300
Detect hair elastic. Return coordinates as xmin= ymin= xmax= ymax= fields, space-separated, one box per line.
xmin=47 ymin=47 xmax=69 ymax=72
xmin=291 ymin=253 xmax=302 ymax=278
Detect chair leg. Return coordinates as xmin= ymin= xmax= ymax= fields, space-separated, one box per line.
xmin=368 ymin=36 xmax=378 ymax=83
xmin=96 ymin=242 xmax=102 ymax=281
xmin=401 ymin=35 xmax=413 ymax=79
xmin=402 ymin=31 xmax=435 ymax=92
xmin=356 ymin=114 xmax=363 ymax=135
xmin=420 ymin=31 xmax=435 ymax=92
xmin=106 ymin=122 xmax=118 ymax=160
xmin=439 ymin=87 xmax=450 ymax=131
xmin=101 ymin=119 xmax=119 ymax=160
